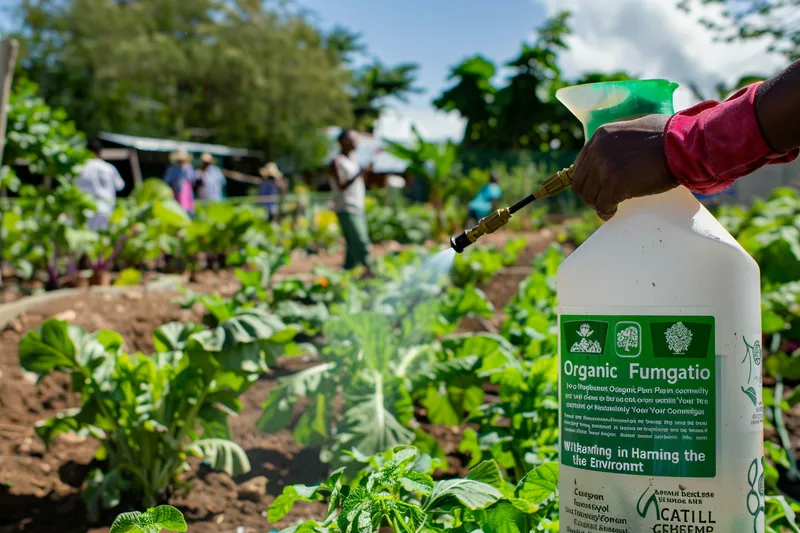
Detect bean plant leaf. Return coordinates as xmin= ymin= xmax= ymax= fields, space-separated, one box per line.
xmin=467 ymin=460 xmax=508 ymax=493
xmin=268 ymin=484 xmax=326 ymax=523
xmin=516 ymin=462 xmax=558 ymax=505
xmin=189 ymin=438 xmax=251 ymax=476
xmin=427 ymin=478 xmax=503 ymax=510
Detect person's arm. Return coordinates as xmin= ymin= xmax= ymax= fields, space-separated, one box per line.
xmin=756 ymin=60 xmax=800 ymax=153
xmin=113 ymin=168 xmax=125 ymax=191
xmin=571 ymin=59 xmax=800 ymax=220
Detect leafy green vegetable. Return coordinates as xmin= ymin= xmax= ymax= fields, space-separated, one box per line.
xmin=270 ymin=446 xmax=558 ymax=533
xmin=20 ymin=310 xmax=298 ymax=515
xmin=109 ymin=505 xmax=187 ymax=533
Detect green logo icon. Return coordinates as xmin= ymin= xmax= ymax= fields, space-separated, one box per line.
xmin=615 ymin=321 xmax=641 ymax=357
xmin=637 ymin=487 xmax=660 ymax=519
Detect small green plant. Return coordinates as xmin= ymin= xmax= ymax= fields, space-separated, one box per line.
xmin=451 ymin=237 xmax=526 ymax=287
xmin=258 ymin=283 xmax=500 ymax=468
xmin=110 ymin=505 xmax=187 ymax=533
xmin=269 ymin=446 xmax=559 ymax=533
xmin=20 ymin=309 xmax=299 ymax=516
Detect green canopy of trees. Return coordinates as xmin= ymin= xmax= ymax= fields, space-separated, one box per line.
xmin=678 ymin=0 xmax=798 ymax=62
xmin=10 ymin=0 xmax=421 ymax=169
xmin=433 ymin=12 xmax=633 ymax=154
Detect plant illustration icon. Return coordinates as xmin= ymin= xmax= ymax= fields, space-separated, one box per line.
xmin=665 ymin=322 xmax=693 ymax=354
xmin=570 ymin=323 xmax=602 ymax=354
xmin=617 ymin=326 xmax=639 ymax=352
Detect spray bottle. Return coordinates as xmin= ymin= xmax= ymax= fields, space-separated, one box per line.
xmin=555 ymin=80 xmax=763 ymax=532
xmin=449 ymin=79 xmax=764 ymax=532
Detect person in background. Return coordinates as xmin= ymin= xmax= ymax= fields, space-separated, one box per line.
xmin=75 ymin=137 xmax=125 ymax=231
xmin=570 ymin=59 xmax=799 ymax=219
xmin=466 ymin=173 xmax=502 ymax=226
xmin=331 ymin=129 xmax=373 ymax=275
xmin=259 ymin=162 xmax=286 ymax=222
xmin=163 ymin=149 xmax=197 ymax=214
xmin=196 ymin=153 xmax=225 ymax=201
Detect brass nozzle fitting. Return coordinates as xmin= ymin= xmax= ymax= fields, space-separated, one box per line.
xmin=533 ymin=165 xmax=575 ymax=199
xmin=451 ymin=208 xmax=511 ymax=253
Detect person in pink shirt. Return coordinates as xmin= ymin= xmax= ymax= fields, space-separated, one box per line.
xmin=163 ymin=149 xmax=197 ymax=214
xmin=571 ymin=60 xmax=799 ymax=220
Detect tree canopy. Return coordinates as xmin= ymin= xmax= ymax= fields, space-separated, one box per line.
xmin=678 ymin=0 xmax=798 ymax=62
xmin=10 ymin=0 xmax=421 ymax=169
xmin=433 ymin=12 xmax=632 ymax=154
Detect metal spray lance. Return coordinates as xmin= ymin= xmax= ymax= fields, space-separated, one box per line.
xmin=449 ymin=165 xmax=575 ymax=253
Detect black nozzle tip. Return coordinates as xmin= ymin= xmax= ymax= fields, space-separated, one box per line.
xmin=450 ymin=232 xmax=472 ymax=254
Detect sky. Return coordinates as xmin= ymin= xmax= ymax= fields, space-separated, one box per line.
xmin=0 ymin=1 xmax=788 ymax=144
xmin=299 ymin=0 xmax=788 ymax=142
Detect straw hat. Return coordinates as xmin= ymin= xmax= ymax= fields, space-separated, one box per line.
xmin=200 ymin=152 xmax=215 ymax=164
xmin=170 ymin=149 xmax=192 ymax=163
xmin=259 ymin=162 xmax=283 ymax=180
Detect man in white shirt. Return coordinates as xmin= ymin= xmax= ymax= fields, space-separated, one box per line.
xmin=74 ymin=137 xmax=125 ymax=231
xmin=330 ymin=129 xmax=372 ymax=275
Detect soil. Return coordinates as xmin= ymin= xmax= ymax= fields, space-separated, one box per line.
xmin=2 ymin=229 xmax=799 ymax=532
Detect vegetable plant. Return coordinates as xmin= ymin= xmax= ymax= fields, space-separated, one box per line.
xmin=269 ymin=446 xmax=559 ymax=533
xmin=258 ymin=283 xmax=498 ymax=468
xmin=19 ymin=309 xmax=300 ymax=516
xmin=110 ymin=505 xmax=186 ymax=533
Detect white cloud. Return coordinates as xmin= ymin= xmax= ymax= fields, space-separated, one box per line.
xmin=539 ymin=0 xmax=786 ymax=111
xmin=373 ymin=107 xmax=466 ymax=143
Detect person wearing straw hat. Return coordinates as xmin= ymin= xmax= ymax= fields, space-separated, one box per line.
xmin=163 ymin=149 xmax=197 ymax=214
xmin=196 ymin=152 xmax=225 ymax=201
xmin=331 ymin=129 xmax=373 ymax=275
xmin=258 ymin=162 xmax=286 ymax=222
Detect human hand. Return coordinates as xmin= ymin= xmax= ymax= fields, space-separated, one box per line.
xmin=571 ymin=114 xmax=678 ymax=221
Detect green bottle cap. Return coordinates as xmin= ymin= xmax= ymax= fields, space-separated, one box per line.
xmin=556 ymin=79 xmax=679 ymax=140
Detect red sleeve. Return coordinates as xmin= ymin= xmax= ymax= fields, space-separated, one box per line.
xmin=664 ymin=82 xmax=799 ymax=195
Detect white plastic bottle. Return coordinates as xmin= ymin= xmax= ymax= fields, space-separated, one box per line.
xmin=556 ymin=81 xmax=763 ymax=533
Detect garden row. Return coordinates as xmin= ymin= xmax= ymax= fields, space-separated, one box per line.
xmin=6 ymin=188 xmax=800 ymax=532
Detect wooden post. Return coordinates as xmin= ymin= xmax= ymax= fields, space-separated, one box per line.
xmin=0 ymin=39 xmax=19 ymax=289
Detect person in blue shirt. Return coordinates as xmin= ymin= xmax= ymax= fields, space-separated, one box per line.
xmin=466 ymin=174 xmax=502 ymax=226
xmin=258 ymin=162 xmax=286 ymax=222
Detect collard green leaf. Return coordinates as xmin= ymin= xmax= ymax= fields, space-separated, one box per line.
xmin=153 ymin=322 xmax=200 ymax=354
xmin=189 ymin=438 xmax=251 ymax=476
xmin=109 ymin=505 xmax=187 ymax=533
xmin=19 ymin=319 xmax=77 ymax=375
xmin=257 ymin=362 xmax=335 ymax=433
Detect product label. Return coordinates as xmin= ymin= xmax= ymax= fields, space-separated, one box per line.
xmin=560 ymin=315 xmax=716 ymax=478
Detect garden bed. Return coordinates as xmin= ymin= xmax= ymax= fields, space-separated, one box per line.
xmin=0 ymin=230 xmax=553 ymax=533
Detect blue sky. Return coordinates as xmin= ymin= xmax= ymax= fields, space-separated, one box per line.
xmin=297 ymin=0 xmax=547 ymax=108
xmin=0 ymin=0 xmax=786 ymax=142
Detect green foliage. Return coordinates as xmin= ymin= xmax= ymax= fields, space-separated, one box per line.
xmin=269 ymin=446 xmax=559 ymax=533
xmin=110 ymin=505 xmax=187 ymax=533
xmin=367 ymin=203 xmax=434 ymax=245
xmin=677 ymin=0 xmax=799 ymax=62
xmin=19 ymin=310 xmax=299 ymax=514
xmin=451 ymin=237 xmax=526 ymax=287
xmin=3 ymin=78 xmax=89 ymax=178
xmin=258 ymin=272 xmax=498 ymax=468
xmin=351 ymin=61 xmax=421 ymax=132
xmin=15 ymin=0 xmax=351 ymax=169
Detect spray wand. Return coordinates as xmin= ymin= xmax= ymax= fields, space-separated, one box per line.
xmin=450 ymin=165 xmax=575 ymax=253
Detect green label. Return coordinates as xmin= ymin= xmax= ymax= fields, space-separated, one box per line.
xmin=560 ymin=315 xmax=716 ymax=478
